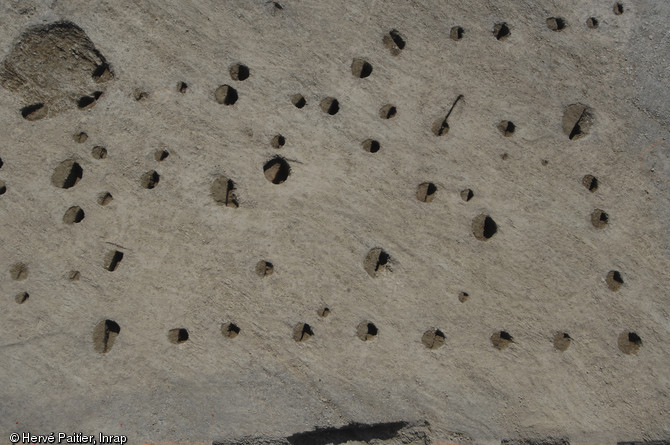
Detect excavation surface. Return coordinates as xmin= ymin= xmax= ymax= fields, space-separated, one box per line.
xmin=0 ymin=1 xmax=669 ymax=444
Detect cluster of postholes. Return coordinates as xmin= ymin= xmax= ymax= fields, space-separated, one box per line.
xmin=442 ymin=2 xmax=625 ymax=42
xmin=6 ymin=1 xmax=637 ymax=357
xmin=30 ymin=97 xmax=608 ymax=249
xmin=9 ymin=257 xmax=642 ymax=356
xmin=91 ymin=316 xmax=642 ymax=355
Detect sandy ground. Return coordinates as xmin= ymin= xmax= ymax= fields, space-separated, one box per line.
xmin=0 ymin=0 xmax=668 ymax=444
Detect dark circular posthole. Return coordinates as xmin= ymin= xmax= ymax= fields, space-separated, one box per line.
xmin=320 ymin=97 xmax=339 ymax=115
xmin=606 ymin=270 xmax=624 ymax=291
xmin=493 ymin=23 xmax=511 ymax=40
xmin=364 ymin=248 xmax=391 ymax=277
xmin=98 ymin=192 xmax=113 ymax=206
xmin=0 ymin=180 xmax=6 ymax=195
xmin=291 ymin=94 xmax=306 ymax=109
xmin=230 ymin=63 xmax=250 ymax=81
xmin=379 ymin=104 xmax=397 ymax=119
xmin=221 ymin=322 xmax=240 ymax=339
xmin=52 ymin=160 xmax=83 ymax=189
xmin=263 ymin=156 xmax=290 ymax=184
xmin=618 ymin=331 xmax=641 ymax=354
xmin=553 ymin=332 xmax=571 ymax=351
xmin=546 ymin=17 xmax=567 ymax=31
xmin=458 ymin=291 xmax=469 ymax=302
xmin=177 ymin=81 xmax=188 ymax=93
xmin=77 ymin=91 xmax=103 ymax=109
xmin=293 ymin=323 xmax=313 ymax=342
xmin=497 ymin=120 xmax=515 ymax=136
xmin=422 ymin=328 xmax=446 ymax=349
xmin=92 ymin=63 xmax=113 ymax=83
xmin=21 ymin=103 xmax=47 ymax=120
xmin=416 ymin=182 xmax=437 ymax=203
xmin=383 ymin=29 xmax=406 ymax=56
xmin=255 ymin=260 xmax=274 ymax=277
xmin=317 ymin=307 xmax=330 ymax=317
xmin=472 ymin=214 xmax=497 ymax=240
xmin=91 ymin=146 xmax=107 ymax=159
xmin=362 ymin=139 xmax=380 ymax=153
xmin=613 ymin=3 xmax=624 ymax=15
xmin=351 ymin=59 xmax=373 ymax=78
xmin=104 ymin=250 xmax=124 ymax=272
xmin=271 ymin=134 xmax=286 ymax=149
xmin=154 ymin=149 xmax=169 ymax=161
xmin=168 ymin=328 xmax=189 ymax=344
xmin=141 ymin=170 xmax=160 ymax=189
xmin=491 ymin=331 xmax=513 ymax=350
xmin=586 ymin=17 xmax=599 ymax=29
xmin=450 ymin=26 xmax=464 ymax=41
xmin=357 ymin=321 xmax=378 ymax=341
xmin=63 ymin=206 xmax=85 ymax=224
xmin=591 ymin=209 xmax=609 ymax=228
xmin=582 ymin=174 xmax=598 ymax=192
xmin=215 ymin=85 xmax=238 ymax=105
xmin=93 ymin=319 xmax=121 ymax=353
xmin=15 ymin=291 xmax=29 ymax=304
xmin=460 ymin=189 xmax=474 ymax=202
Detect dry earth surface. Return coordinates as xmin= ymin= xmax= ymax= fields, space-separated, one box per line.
xmin=0 ymin=0 xmax=669 ymax=444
